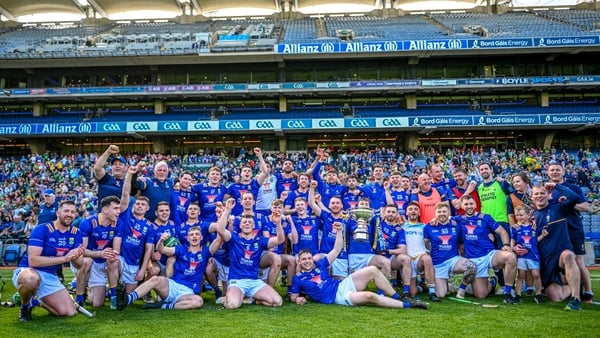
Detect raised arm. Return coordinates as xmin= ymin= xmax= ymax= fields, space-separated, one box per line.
xmin=268 ymin=208 xmax=285 ymax=248
xmin=120 ymin=165 xmax=138 ymax=211
xmin=254 ymin=147 xmax=269 ymax=185
xmin=308 ymin=180 xmax=322 ymax=217
xmin=216 ymin=198 xmax=235 ymax=242
xmin=325 ymin=221 xmax=343 ymax=264
xmin=94 ymin=145 xmax=119 ymax=180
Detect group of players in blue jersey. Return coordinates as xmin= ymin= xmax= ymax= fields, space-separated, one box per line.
xmin=11 ymin=144 xmax=594 ymax=321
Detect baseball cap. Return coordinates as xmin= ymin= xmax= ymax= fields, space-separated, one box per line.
xmin=110 ymin=156 xmax=127 ymax=164
xmin=43 ymin=189 xmax=55 ymax=196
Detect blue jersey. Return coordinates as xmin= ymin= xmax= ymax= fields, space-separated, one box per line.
xmin=313 ymin=161 xmax=345 ymax=207
xmin=96 ymin=174 xmax=124 ymax=202
xmin=289 ymin=257 xmax=340 ymax=304
xmin=274 ymin=173 xmax=297 ymax=197
xmin=19 ymin=221 xmax=83 ymax=274
xmin=232 ymin=214 xmax=269 ymax=237
xmin=139 ymin=177 xmax=174 ymax=221
xmin=38 ymin=201 xmax=59 ymax=224
xmin=208 ymin=231 xmax=230 ymax=266
xmin=176 ymin=220 xmax=211 ymax=247
xmin=347 ymin=217 xmax=378 ymax=255
xmin=456 ymin=213 xmax=498 ymax=259
xmin=424 ymin=220 xmax=462 ymax=266
xmin=318 ymin=210 xmax=349 ymax=259
xmin=363 ymin=182 xmax=386 ymax=209
xmin=171 ymin=245 xmax=211 ymax=294
xmin=550 ymin=182 xmax=586 ymax=236
xmin=152 ymin=220 xmax=178 ymax=265
xmin=389 ymin=189 xmax=411 ymax=216
xmin=341 ymin=187 xmax=365 ymax=210
xmin=192 ymin=183 xmax=227 ymax=222
xmin=115 ymin=207 xmax=155 ymax=265
xmin=374 ymin=221 xmax=403 ymax=258
xmin=227 ymin=232 xmax=270 ymax=280
xmin=170 ymin=189 xmax=193 ymax=226
xmin=511 ymin=224 xmax=540 ymax=262
xmin=291 ymin=215 xmax=321 ymax=255
xmin=226 ymin=180 xmax=261 ymax=216
xmin=79 ymin=214 xmax=117 ymax=264
xmin=261 ymin=216 xmax=292 ymax=255
xmin=285 ymin=189 xmax=310 ymax=216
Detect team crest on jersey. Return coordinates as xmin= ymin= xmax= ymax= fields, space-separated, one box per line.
xmin=109 ymin=231 xmax=114 ymax=237
xmin=438 ymin=235 xmax=452 ymax=245
xmin=69 ymin=238 xmax=74 ymax=245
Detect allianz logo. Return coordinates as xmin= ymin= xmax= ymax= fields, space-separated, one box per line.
xmin=19 ymin=124 xmax=32 ymax=134
xmin=78 ymin=123 xmax=92 ymax=133
xmin=161 ymin=122 xmax=183 ymax=130
xmin=102 ymin=123 xmax=122 ymax=132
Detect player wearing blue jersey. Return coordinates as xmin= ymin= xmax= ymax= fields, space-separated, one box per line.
xmin=284 ymin=173 xmax=311 ymax=216
xmin=117 ymin=226 xmax=216 ymax=310
xmin=424 ymin=203 xmax=476 ymax=299
xmin=547 ymin=162 xmax=594 ymax=304
xmin=312 ymin=149 xmax=345 ymax=209
xmin=192 ymin=166 xmax=227 ymax=222
xmin=113 ymin=166 xmax=155 ymax=293
xmin=38 ymin=189 xmax=59 ymax=224
xmin=510 ymin=205 xmax=544 ymax=303
xmin=384 ymin=172 xmax=411 ymax=220
xmin=290 ymin=197 xmax=321 ymax=255
xmin=261 ymin=199 xmax=297 ymax=290
xmin=216 ymin=198 xmax=284 ymax=309
xmin=225 ymin=148 xmax=269 ymax=216
xmin=289 ymin=221 xmax=427 ymax=309
xmin=75 ymin=196 xmax=124 ymax=308
xmin=531 ymin=183 xmax=582 ymax=311
xmin=341 ymin=175 xmax=366 ymax=210
xmin=94 ymin=144 xmax=128 ymax=202
xmin=457 ymin=195 xmax=518 ymax=303
xmin=363 ymin=165 xmax=387 ymax=211
xmin=274 ymin=159 xmax=299 ymax=198
xmin=148 ymin=202 xmax=178 ymax=279
xmin=170 ymin=171 xmax=194 ymax=226
xmin=308 ymin=181 xmax=351 ymax=279
xmin=13 ymin=200 xmax=85 ymax=321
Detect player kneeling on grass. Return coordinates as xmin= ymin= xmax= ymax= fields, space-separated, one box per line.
xmin=288 ymin=221 xmax=427 ymax=309
xmin=117 ymin=226 xmax=214 ymax=310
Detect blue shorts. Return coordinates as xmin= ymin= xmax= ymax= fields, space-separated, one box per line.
xmin=331 ymin=258 xmax=349 ymax=278
xmin=228 ymin=278 xmax=267 ymax=298
xmin=348 ymin=254 xmax=375 ymax=273
xmin=334 ymin=276 xmax=357 ymax=306
xmin=165 ymin=279 xmax=195 ymax=303
xmin=12 ymin=267 xmax=65 ymax=299
xmin=517 ymin=257 xmax=540 ymax=271
xmin=433 ymin=256 xmax=462 ymax=280
xmin=470 ymin=250 xmax=497 ymax=278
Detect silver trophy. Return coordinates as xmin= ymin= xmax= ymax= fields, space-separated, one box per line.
xmin=349 ymin=208 xmax=375 ymax=242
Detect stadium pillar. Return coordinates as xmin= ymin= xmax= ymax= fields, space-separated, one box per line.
xmin=278 ymin=137 xmax=287 ymax=153
xmin=151 ymin=138 xmax=167 ymax=154
xmin=279 ymin=95 xmax=287 ymax=112
xmin=33 ymin=102 xmax=44 ymax=117
xmin=406 ymin=94 xmax=417 ymax=109
xmin=405 ymin=132 xmax=418 ymax=152
xmin=539 ymin=92 xmax=549 ymax=107
xmin=27 ymin=139 xmax=47 ymax=154
xmin=155 ymin=100 xmax=165 ymax=114
xmin=538 ymin=131 xmax=555 ymax=149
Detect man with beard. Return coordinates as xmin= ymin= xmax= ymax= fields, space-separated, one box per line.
xmin=546 ymin=162 xmax=594 ymax=304
xmin=410 ymin=173 xmax=449 ymax=224
xmin=456 ymin=195 xmax=518 ymax=304
xmin=424 ymin=203 xmax=476 ymax=299
xmin=284 ymin=173 xmax=311 ymax=216
xmin=451 ymin=167 xmax=480 ymax=216
xmin=12 ymin=200 xmax=85 ymax=321
xmin=341 ymin=174 xmax=367 ymax=210
xmin=275 ymin=159 xmax=298 ymax=198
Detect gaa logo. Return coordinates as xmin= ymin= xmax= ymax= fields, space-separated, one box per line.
xmin=193 ymin=122 xmax=212 ymax=130
xmin=292 ymin=83 xmax=304 ymax=89
xmin=318 ymin=120 xmax=338 ymax=128
xmin=382 ymin=118 xmax=403 ymax=127
xmin=350 ymin=119 xmax=370 ymax=127
xmin=162 ymin=122 xmax=182 ymax=130
xmin=19 ymin=124 xmax=32 ymax=135
xmin=224 ymin=121 xmax=244 ymax=129
xmin=224 ymin=84 xmax=235 ymax=90
xmin=286 ymin=120 xmax=306 ymax=128
xmin=78 ymin=123 xmax=92 ymax=133
xmin=133 ymin=123 xmax=151 ymax=131
xmin=102 ymin=123 xmax=122 ymax=132
xmin=256 ymin=121 xmax=274 ymax=128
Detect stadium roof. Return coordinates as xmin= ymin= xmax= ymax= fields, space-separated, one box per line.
xmin=0 ymin=0 xmax=583 ymax=22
